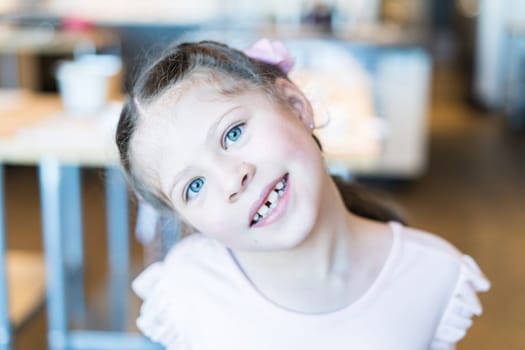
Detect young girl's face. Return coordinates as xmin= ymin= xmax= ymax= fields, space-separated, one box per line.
xmin=133 ymin=79 xmax=327 ymax=251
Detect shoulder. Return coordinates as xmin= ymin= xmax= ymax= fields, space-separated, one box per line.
xmin=397 ymin=223 xmax=462 ymax=258
xmin=393 ymin=221 xmax=491 ymax=292
xmin=159 ymin=233 xmax=234 ymax=288
xmin=164 ymin=232 xmax=224 ymax=265
xmin=389 ymin=222 xmax=483 ymax=301
xmin=131 ymin=233 xmax=220 ymax=298
xmin=393 ymin=222 xmax=466 ymax=280
xmin=391 ymin=223 xmax=491 ymax=348
xmin=134 ymin=232 xmax=244 ymax=305
xmin=362 ymin=219 xmax=465 ymax=278
xmin=130 ymin=233 xmax=228 ymax=347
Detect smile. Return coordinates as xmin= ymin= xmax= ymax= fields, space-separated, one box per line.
xmin=250 ymin=173 xmax=289 ymax=227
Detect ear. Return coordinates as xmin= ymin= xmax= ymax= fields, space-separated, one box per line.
xmin=274 ymin=78 xmax=315 ymax=132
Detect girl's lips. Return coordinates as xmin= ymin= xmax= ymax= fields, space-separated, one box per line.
xmin=249 ymin=174 xmax=290 ymax=228
xmin=248 ymin=173 xmax=287 ymax=226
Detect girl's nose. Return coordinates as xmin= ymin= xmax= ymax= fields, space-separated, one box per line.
xmin=227 ymin=162 xmax=255 ymax=202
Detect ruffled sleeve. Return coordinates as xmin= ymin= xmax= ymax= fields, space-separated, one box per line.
xmin=430 ymin=255 xmax=491 ymax=350
xmin=132 ymin=262 xmax=190 ymax=350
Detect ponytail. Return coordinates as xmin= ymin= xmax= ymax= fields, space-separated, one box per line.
xmin=332 ymin=176 xmax=407 ymax=225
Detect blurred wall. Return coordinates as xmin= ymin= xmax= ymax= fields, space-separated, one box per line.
xmin=36 ymin=0 xmax=383 ymax=25
xmin=475 ymin=0 xmax=525 ymax=109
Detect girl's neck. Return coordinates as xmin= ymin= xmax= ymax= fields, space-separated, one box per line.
xmin=231 ymin=173 xmax=357 ymax=284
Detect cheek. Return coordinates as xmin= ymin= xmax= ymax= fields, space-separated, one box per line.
xmin=259 ymin=119 xmax=318 ymax=159
xmin=184 ymin=201 xmax=241 ymax=238
xmin=278 ymin=127 xmax=324 ymax=170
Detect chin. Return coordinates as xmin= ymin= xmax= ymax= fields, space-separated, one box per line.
xmin=268 ymin=215 xmax=318 ymax=251
xmin=226 ymin=228 xmax=309 ymax=252
xmin=278 ymin=233 xmax=311 ymax=250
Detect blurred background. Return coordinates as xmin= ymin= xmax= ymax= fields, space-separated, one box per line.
xmin=0 ymin=0 xmax=524 ymax=349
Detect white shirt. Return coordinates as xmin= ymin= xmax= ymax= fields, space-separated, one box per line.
xmin=132 ymin=221 xmax=490 ymax=350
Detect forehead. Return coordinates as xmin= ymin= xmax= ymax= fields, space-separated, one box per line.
xmin=137 ymin=81 xmax=262 ymax=147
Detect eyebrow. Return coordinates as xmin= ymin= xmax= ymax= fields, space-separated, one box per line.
xmin=206 ymin=105 xmax=242 ymax=140
xmin=168 ymin=105 xmax=242 ymax=200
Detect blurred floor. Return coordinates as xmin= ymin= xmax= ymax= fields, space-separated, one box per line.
xmin=4 ymin=63 xmax=525 ymax=349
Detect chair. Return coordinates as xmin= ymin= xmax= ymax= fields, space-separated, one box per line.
xmin=38 ymin=159 xmax=162 ymax=350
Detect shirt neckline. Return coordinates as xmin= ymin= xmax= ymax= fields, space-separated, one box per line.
xmin=224 ymin=220 xmax=403 ymax=320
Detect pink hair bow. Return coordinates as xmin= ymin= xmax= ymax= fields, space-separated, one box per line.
xmin=243 ymin=38 xmax=295 ymax=73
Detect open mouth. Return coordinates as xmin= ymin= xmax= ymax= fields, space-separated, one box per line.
xmin=250 ymin=173 xmax=289 ymax=227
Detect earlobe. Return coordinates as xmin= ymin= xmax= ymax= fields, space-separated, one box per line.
xmin=274 ymin=78 xmax=314 ymax=132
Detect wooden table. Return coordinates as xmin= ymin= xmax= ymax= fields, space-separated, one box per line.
xmin=0 ymin=90 xmax=119 ymax=164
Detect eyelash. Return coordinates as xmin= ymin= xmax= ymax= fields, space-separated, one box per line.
xmin=184 ymin=177 xmax=205 ymax=201
xmin=222 ymin=122 xmax=246 ymax=149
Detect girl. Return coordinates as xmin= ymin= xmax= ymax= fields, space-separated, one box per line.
xmin=116 ymin=39 xmax=490 ymax=350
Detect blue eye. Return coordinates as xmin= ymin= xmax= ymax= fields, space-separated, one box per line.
xmin=223 ymin=123 xmax=245 ymax=148
xmin=185 ymin=177 xmax=205 ymax=200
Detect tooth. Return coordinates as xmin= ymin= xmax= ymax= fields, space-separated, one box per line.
xmin=277 ymin=189 xmax=284 ymax=196
xmin=258 ymin=205 xmax=269 ymax=216
xmin=268 ymin=191 xmax=278 ymax=203
xmin=275 ymin=181 xmax=284 ymax=190
xmin=269 ymin=201 xmax=277 ymax=209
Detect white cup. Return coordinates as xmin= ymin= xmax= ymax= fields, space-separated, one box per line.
xmin=56 ymin=54 xmax=121 ymax=116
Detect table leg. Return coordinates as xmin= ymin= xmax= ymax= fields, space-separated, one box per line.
xmin=0 ymin=164 xmax=11 ymax=350
xmin=60 ymin=166 xmax=85 ymax=327
xmin=0 ymin=55 xmax=19 ymax=88
xmin=504 ymin=33 xmax=525 ymax=129
xmin=105 ymin=167 xmax=129 ymax=331
xmin=39 ymin=158 xmax=68 ymax=350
